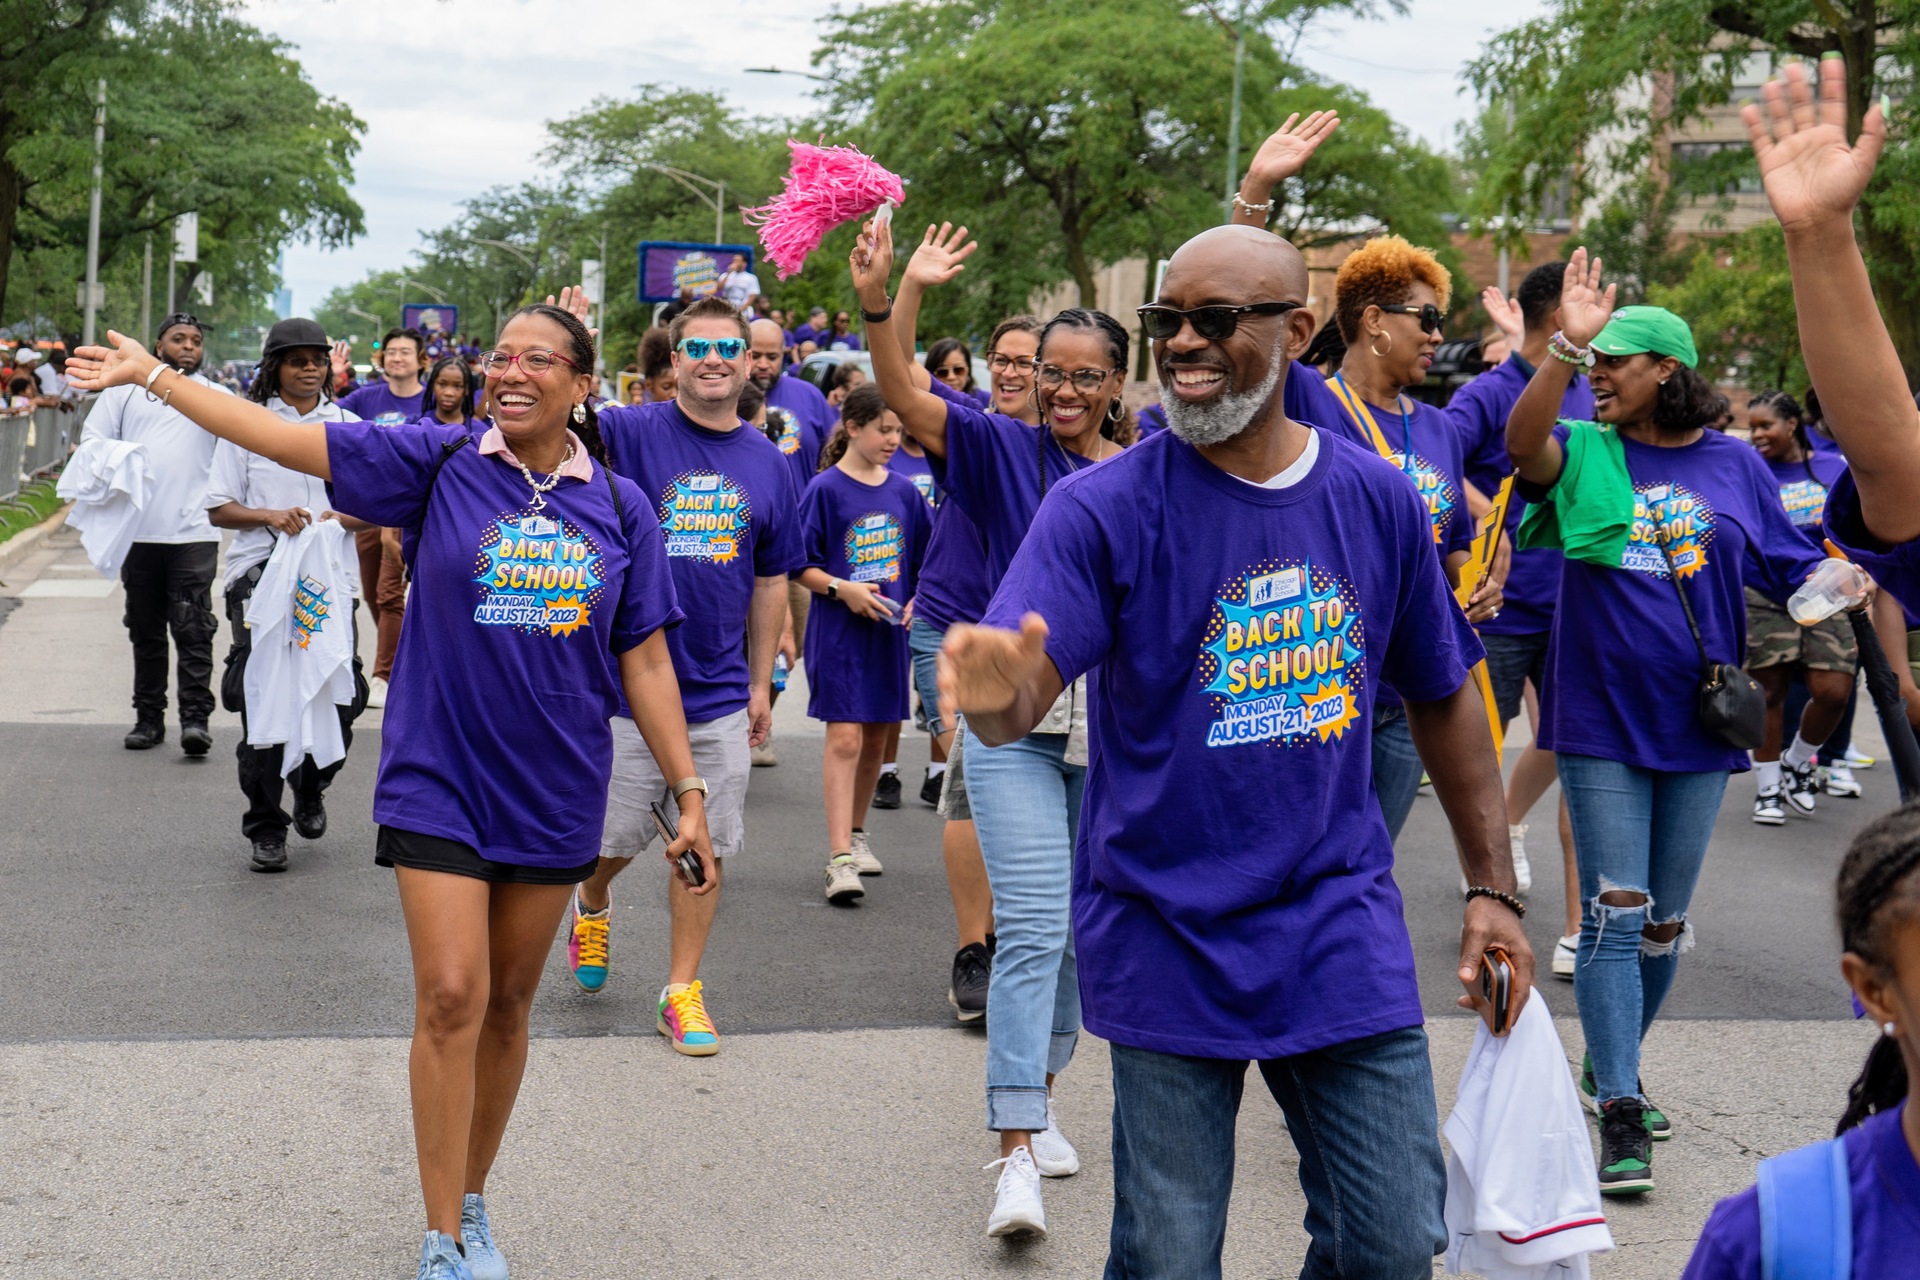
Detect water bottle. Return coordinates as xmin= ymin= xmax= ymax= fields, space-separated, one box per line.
xmin=1788 ymin=558 xmax=1871 ymax=625
xmin=773 ymin=653 xmax=789 ymax=692
xmin=876 ymin=595 xmax=908 ymax=627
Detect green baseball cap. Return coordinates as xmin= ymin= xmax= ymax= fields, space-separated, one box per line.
xmin=1590 ymin=306 xmax=1698 ymax=368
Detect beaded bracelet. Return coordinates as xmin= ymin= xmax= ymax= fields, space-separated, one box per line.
xmin=1547 ymin=330 xmax=1592 ymax=368
xmin=1232 ymin=192 xmax=1276 ymax=217
xmin=1465 ymin=885 xmax=1527 ymax=918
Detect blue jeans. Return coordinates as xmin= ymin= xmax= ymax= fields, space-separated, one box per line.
xmin=1105 ymin=1028 xmax=1447 ymax=1280
xmin=1556 ymin=753 xmax=1728 ymax=1104
xmin=1371 ymin=704 xmax=1423 ymax=842
xmin=963 ymin=727 xmax=1083 ymax=1131
xmin=908 ymin=616 xmax=948 ymax=738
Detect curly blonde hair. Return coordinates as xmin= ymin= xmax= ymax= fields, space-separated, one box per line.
xmin=1332 ymin=236 xmax=1451 ymax=343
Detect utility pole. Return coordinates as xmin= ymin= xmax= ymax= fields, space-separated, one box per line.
xmin=1497 ymin=100 xmax=1517 ymax=296
xmin=81 ymin=80 xmax=106 ymax=346
xmin=1223 ymin=1 xmax=1247 ymax=221
xmin=141 ymin=208 xmax=153 ymax=342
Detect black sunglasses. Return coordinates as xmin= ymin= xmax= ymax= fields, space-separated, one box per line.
xmin=1376 ymin=303 xmax=1445 ymax=335
xmin=1137 ymin=301 xmax=1303 ymax=342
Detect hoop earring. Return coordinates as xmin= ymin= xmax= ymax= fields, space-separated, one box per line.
xmin=1107 ymin=399 xmax=1123 ymax=423
xmin=1370 ymin=331 xmax=1392 ymax=358
xmin=572 ymin=402 xmax=586 ymax=424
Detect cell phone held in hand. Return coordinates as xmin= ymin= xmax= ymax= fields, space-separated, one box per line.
xmin=1480 ymin=945 xmax=1514 ymax=1035
xmin=651 ymin=801 xmax=705 ymax=888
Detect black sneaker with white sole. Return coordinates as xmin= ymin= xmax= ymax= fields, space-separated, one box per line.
xmin=949 ymin=942 xmax=990 ymax=1021
xmin=874 ymin=771 xmax=902 ymax=810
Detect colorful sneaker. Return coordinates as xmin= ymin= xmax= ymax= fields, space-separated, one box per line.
xmin=567 ymin=894 xmax=610 ymax=993
xmin=1784 ymin=760 xmax=1821 ymax=816
xmin=825 ymin=854 xmax=864 ymax=903
xmin=1753 ymin=788 xmax=1787 ymax=825
xmin=849 ymin=830 xmax=883 ymax=875
xmin=1509 ymin=822 xmax=1532 ymax=895
xmin=984 ymin=1145 xmax=1046 ymax=1237
xmin=460 ymin=1194 xmax=507 ymax=1280
xmin=1581 ymin=1054 xmax=1671 ymax=1139
xmin=656 ymin=980 xmax=719 ymax=1056
xmin=1598 ymin=1098 xmax=1655 ymax=1195
xmin=1030 ymin=1097 xmax=1080 ymax=1177
xmin=416 ymin=1230 xmax=474 ymax=1280
xmin=1825 ymin=764 xmax=1863 ymax=798
xmin=1551 ymin=933 xmax=1578 ymax=979
xmin=1844 ymin=745 xmax=1876 ymax=769
xmin=874 ymin=770 xmax=903 ymax=810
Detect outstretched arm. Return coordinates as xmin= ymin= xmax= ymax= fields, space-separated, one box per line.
xmin=1228 ymin=110 xmax=1340 ymax=227
xmin=937 ymin=614 xmax=1063 ymax=747
xmin=1506 ymin=249 xmax=1614 ymax=489
xmin=68 ymin=333 xmax=331 ymax=479
xmin=1743 ymin=56 xmax=1920 ymax=543
xmin=850 ymin=215 xmax=953 ymax=459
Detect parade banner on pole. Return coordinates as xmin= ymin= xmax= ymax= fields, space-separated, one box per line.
xmin=402 ymin=304 xmax=458 ymax=337
xmin=637 ymin=242 xmax=757 ymax=303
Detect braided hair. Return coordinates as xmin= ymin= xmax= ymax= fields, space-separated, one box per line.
xmin=424 ymin=354 xmax=479 ymax=425
xmin=1835 ymin=803 xmax=1920 ymax=1134
xmin=248 ymin=346 xmax=334 ymax=408
xmin=500 ymin=303 xmax=606 ymax=465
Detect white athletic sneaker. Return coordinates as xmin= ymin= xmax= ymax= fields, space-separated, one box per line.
xmin=849 ymin=830 xmax=883 ymax=875
xmin=1509 ymin=822 xmax=1532 ymax=895
xmin=366 ymin=675 xmax=388 ymax=709
xmin=1784 ymin=760 xmax=1821 ymax=816
xmin=1030 ymin=1098 xmax=1080 ymax=1177
xmin=1552 ymin=933 xmax=1578 ymax=979
xmin=1753 ymin=788 xmax=1787 ymax=825
xmin=1826 ymin=764 xmax=1864 ymax=798
xmin=1844 ymin=745 xmax=1876 ymax=769
xmin=985 ymin=1145 xmax=1046 ymax=1237
xmin=824 ymin=854 xmax=864 ymax=903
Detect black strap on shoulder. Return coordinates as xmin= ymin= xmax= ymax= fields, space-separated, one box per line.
xmin=602 ymin=458 xmax=625 ymax=526
xmin=405 ymin=434 xmax=472 ymax=571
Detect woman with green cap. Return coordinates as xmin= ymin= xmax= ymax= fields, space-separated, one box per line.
xmin=1505 ymin=261 xmax=1828 ymax=1199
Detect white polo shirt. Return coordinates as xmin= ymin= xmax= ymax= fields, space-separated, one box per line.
xmin=80 ymin=371 xmax=233 ymax=545
xmin=204 ymin=397 xmax=360 ymax=590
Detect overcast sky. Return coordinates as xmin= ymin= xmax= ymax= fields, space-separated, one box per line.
xmin=241 ymin=0 xmax=1553 ymax=315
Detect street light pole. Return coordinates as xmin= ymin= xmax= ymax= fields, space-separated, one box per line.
xmin=81 ymin=79 xmax=106 ymax=346
xmin=1223 ymin=2 xmax=1247 ymax=222
xmin=642 ymin=163 xmax=730 ymax=245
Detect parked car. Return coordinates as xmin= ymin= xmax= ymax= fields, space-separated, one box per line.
xmin=794 ymin=348 xmax=991 ymax=396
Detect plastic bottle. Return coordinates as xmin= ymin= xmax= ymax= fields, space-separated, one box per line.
xmin=1788 ymin=558 xmax=1871 ymax=625
xmin=773 ymin=653 xmax=789 ymax=691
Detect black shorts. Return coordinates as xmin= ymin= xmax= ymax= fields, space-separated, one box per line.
xmin=1480 ymin=631 xmax=1551 ymax=727
xmin=375 ymin=826 xmax=596 ymax=885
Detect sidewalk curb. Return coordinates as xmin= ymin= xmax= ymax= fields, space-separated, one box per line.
xmin=0 ymin=503 xmax=71 ymax=577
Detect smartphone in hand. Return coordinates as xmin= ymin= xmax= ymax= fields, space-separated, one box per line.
xmin=650 ymin=801 xmax=705 ymax=888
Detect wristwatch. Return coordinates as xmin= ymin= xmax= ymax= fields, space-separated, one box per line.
xmin=825 ymin=578 xmax=840 ymax=600
xmin=670 ymin=776 xmax=709 ymax=801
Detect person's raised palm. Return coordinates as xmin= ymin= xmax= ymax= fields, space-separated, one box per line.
xmin=1556 ymin=248 xmax=1615 ymax=347
xmin=903 ymin=222 xmax=978 ymax=293
xmin=937 ymin=615 xmax=1051 ymax=724
xmin=1742 ymin=58 xmax=1887 ymax=234
xmin=64 ymin=331 xmax=155 ymax=392
xmin=1244 ymin=111 xmax=1340 ymax=193
xmin=849 ymin=216 xmax=895 ymax=310
xmin=1480 ymin=286 xmax=1523 ymax=345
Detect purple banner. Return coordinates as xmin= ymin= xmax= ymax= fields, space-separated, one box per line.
xmin=402 ymin=304 xmax=459 ymax=337
xmin=637 ymin=241 xmax=757 ymax=303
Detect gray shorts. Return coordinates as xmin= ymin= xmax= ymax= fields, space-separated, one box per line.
xmin=602 ymin=708 xmax=750 ymax=859
xmin=938 ymin=714 xmax=973 ymax=821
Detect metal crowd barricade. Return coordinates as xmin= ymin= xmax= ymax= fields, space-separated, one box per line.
xmin=26 ymin=403 xmax=78 ymax=477
xmin=0 ymin=413 xmax=31 ymax=506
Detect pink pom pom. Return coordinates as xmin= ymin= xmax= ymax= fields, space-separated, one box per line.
xmin=742 ymin=141 xmax=907 ymax=280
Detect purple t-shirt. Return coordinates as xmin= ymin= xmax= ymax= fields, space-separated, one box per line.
xmin=1444 ymin=356 xmax=1596 ymax=636
xmin=823 ymin=331 xmax=863 ymax=351
xmin=1827 ymin=470 xmax=1920 ymax=619
xmin=338 ymin=383 xmax=427 ymax=427
xmin=1681 ymin=1104 xmax=1920 ymax=1280
xmin=324 ymin=422 xmax=681 ymax=867
xmin=799 ymin=466 xmax=932 ymax=723
xmin=983 ymin=428 xmax=1481 ymax=1058
xmin=1135 ymin=402 xmax=1167 ymax=437
xmin=888 ymin=444 xmax=937 ymax=506
xmin=1537 ymin=427 xmax=1825 ymax=773
xmin=764 ymin=375 xmax=836 ymax=493
xmin=598 ymin=400 xmax=803 ymax=725
xmin=1765 ymin=450 xmax=1848 ymax=551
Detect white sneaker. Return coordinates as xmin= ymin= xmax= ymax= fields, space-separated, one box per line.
xmin=1552 ymin=933 xmax=1578 ymax=979
xmin=751 ymin=739 xmax=778 ymax=768
xmin=1030 ymin=1098 xmax=1080 ymax=1177
xmin=365 ymin=675 xmax=388 ymax=709
xmin=1844 ymin=745 xmax=1876 ymax=769
xmin=1753 ymin=788 xmax=1787 ymax=825
xmin=1826 ymin=764 xmax=1863 ymax=798
xmin=1509 ymin=822 xmax=1532 ymax=895
xmin=849 ymin=830 xmax=883 ymax=875
xmin=985 ymin=1145 xmax=1046 ymax=1237
xmin=824 ymin=854 xmax=864 ymax=903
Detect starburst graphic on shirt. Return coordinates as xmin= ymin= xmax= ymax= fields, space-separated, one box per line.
xmin=1385 ymin=450 xmax=1458 ymax=546
xmin=1198 ymin=559 xmax=1365 ymax=749
xmin=1622 ymin=482 xmax=1717 ymax=581
xmin=470 ymin=509 xmax=605 ymax=638
xmin=659 ymin=471 xmax=751 ymax=564
xmin=292 ymin=575 xmax=331 ymax=651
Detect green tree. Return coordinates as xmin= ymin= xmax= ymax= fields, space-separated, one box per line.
xmin=1467 ymin=0 xmax=1920 ymax=380
xmin=1650 ymin=220 xmax=1804 ymax=392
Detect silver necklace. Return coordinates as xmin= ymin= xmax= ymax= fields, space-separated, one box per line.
xmin=515 ymin=443 xmax=574 ymax=511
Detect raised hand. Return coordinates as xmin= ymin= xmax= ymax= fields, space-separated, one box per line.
xmin=64 ymin=331 xmax=158 ymax=393
xmin=1480 ymin=286 xmax=1524 ymax=345
xmin=1742 ymin=56 xmax=1887 ymax=235
xmin=1557 ymin=248 xmax=1615 ymax=348
xmin=902 ymin=222 xmax=978 ymax=294
xmin=1243 ymin=111 xmax=1341 ymax=196
xmin=849 ymin=215 xmax=896 ymax=311
xmin=330 ymin=340 xmax=352 ymax=384
xmin=937 ymin=614 xmax=1051 ymax=726
xmin=545 ymin=286 xmax=599 ymax=341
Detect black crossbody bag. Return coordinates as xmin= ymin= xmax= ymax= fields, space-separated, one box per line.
xmin=1654 ymin=527 xmax=1766 ymax=750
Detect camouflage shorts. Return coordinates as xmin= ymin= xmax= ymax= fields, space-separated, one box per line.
xmin=1745 ymin=587 xmax=1856 ymax=673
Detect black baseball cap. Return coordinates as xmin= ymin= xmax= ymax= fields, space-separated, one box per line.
xmin=262 ymin=318 xmax=329 ymax=357
xmin=156 ymin=312 xmax=203 ymax=342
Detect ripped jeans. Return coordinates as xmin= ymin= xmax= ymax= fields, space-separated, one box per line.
xmin=1556 ymin=754 xmax=1729 ymax=1106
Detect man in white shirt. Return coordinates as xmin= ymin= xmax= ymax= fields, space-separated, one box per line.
xmin=207 ymin=318 xmax=369 ymax=872
xmin=80 ymin=313 xmax=228 ymax=754
xmin=718 ymin=253 xmax=762 ymax=313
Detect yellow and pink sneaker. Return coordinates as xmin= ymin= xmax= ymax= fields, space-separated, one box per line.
xmin=568 ymin=894 xmax=610 ymax=993
xmin=657 ymin=980 xmax=719 ymax=1056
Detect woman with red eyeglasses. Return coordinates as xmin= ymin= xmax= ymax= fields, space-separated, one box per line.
xmin=66 ymin=301 xmax=710 ymax=1280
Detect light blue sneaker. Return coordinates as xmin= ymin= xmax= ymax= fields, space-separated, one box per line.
xmin=416 ymin=1230 xmax=473 ymax=1280
xmin=461 ymin=1194 xmax=508 ymax=1280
